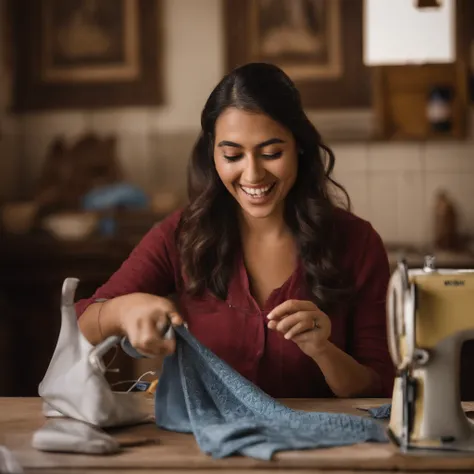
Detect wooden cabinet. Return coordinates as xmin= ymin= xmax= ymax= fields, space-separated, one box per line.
xmin=371 ymin=0 xmax=473 ymax=141
xmin=0 ymin=235 xmax=137 ymax=396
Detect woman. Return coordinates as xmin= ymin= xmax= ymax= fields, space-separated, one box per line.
xmin=77 ymin=63 xmax=394 ymax=399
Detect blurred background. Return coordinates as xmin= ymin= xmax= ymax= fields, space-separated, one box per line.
xmin=0 ymin=0 xmax=473 ymax=396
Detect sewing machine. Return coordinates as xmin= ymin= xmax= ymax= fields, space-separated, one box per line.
xmin=387 ymin=255 xmax=474 ymax=453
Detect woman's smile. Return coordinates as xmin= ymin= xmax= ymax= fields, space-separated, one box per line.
xmin=238 ymin=181 xmax=277 ymax=205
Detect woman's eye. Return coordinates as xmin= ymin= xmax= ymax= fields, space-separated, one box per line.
xmin=224 ymin=154 xmax=243 ymax=162
xmin=262 ymin=151 xmax=282 ymax=159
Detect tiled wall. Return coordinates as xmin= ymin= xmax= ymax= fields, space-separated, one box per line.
xmin=332 ymin=140 xmax=474 ymax=246
xmin=1 ymin=0 xmax=473 ymax=248
xmin=7 ymin=108 xmax=474 ymax=248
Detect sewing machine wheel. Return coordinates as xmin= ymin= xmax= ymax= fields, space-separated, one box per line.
xmin=387 ymin=260 xmax=415 ymax=370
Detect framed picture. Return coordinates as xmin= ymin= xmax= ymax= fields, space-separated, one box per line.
xmin=11 ymin=0 xmax=163 ymax=111
xmin=224 ymin=0 xmax=371 ymax=108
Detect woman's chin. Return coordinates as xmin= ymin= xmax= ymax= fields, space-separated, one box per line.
xmin=238 ymin=200 xmax=282 ymax=220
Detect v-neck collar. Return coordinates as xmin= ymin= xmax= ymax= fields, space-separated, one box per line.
xmin=231 ymin=248 xmax=304 ymax=312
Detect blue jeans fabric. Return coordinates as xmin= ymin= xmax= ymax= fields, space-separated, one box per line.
xmin=123 ymin=326 xmax=388 ymax=460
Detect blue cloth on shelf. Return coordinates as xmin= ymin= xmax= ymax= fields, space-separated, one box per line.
xmin=368 ymin=404 xmax=392 ymax=419
xmin=122 ymin=326 xmax=388 ymax=460
xmin=81 ymin=183 xmax=149 ymax=211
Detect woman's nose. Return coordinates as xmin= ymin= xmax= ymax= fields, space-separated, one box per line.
xmin=242 ymin=156 xmax=265 ymax=183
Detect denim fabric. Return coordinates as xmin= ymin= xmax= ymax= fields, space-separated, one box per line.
xmin=123 ymin=326 xmax=388 ymax=460
xmin=368 ymin=404 xmax=392 ymax=419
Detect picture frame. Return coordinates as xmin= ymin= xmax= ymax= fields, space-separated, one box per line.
xmin=11 ymin=0 xmax=163 ymax=111
xmin=224 ymin=0 xmax=371 ymax=109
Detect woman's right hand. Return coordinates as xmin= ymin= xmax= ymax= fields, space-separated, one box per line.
xmin=111 ymin=293 xmax=184 ymax=357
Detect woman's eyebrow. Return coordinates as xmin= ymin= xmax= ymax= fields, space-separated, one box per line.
xmin=217 ymin=140 xmax=242 ymax=148
xmin=217 ymin=138 xmax=285 ymax=148
xmin=256 ymin=138 xmax=285 ymax=148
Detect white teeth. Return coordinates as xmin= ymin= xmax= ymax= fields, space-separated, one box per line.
xmin=240 ymin=183 xmax=273 ymax=197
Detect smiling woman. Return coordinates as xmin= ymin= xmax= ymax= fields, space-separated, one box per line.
xmin=214 ymin=111 xmax=297 ymax=219
xmin=76 ymin=63 xmax=395 ymax=400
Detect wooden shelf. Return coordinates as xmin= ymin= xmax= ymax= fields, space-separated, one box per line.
xmin=372 ymin=62 xmax=469 ymax=141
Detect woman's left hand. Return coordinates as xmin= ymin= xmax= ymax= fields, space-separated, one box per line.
xmin=266 ymin=300 xmax=331 ymax=359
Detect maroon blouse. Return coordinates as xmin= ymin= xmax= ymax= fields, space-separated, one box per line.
xmin=76 ymin=208 xmax=395 ymax=398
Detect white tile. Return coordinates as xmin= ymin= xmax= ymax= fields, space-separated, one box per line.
xmin=397 ymin=171 xmax=427 ymax=246
xmin=368 ymin=143 xmax=423 ymax=171
xmin=89 ymin=108 xmax=151 ymax=135
xmin=116 ymin=134 xmax=152 ymax=192
xmin=424 ymin=142 xmax=474 ymax=171
xmin=331 ymin=143 xmax=368 ymax=172
xmin=20 ymin=111 xmax=88 ymax=139
xmin=368 ymin=172 xmax=399 ymax=243
xmin=334 ymin=172 xmax=370 ymax=220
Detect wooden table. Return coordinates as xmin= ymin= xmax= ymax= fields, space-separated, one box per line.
xmin=1 ymin=397 xmax=474 ymax=474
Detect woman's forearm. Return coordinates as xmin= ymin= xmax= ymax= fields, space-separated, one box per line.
xmin=78 ymin=298 xmax=123 ymax=345
xmin=310 ymin=342 xmax=380 ymax=398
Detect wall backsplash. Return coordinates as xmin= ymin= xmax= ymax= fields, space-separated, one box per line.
xmin=3 ymin=107 xmax=473 ymax=250
xmin=1 ymin=0 xmax=473 ymax=249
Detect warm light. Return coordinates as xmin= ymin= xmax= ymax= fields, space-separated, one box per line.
xmin=363 ymin=0 xmax=455 ymax=66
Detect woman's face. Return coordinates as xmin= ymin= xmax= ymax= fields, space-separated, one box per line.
xmin=213 ymin=107 xmax=298 ymax=220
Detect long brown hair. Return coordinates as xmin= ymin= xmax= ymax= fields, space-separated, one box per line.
xmin=177 ymin=63 xmax=352 ymax=310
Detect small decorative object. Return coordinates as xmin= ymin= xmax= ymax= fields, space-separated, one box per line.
xmin=81 ymin=183 xmax=149 ymax=237
xmin=416 ymin=0 xmax=443 ymax=8
xmin=42 ymin=212 xmax=98 ymax=241
xmin=427 ymin=85 xmax=453 ymax=132
xmin=0 ymin=201 xmax=38 ymax=235
xmin=433 ymin=190 xmax=458 ymax=250
xmin=36 ymin=133 xmax=123 ymax=213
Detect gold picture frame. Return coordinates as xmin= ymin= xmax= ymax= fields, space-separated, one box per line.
xmin=41 ymin=0 xmax=140 ymax=83
xmin=224 ymin=0 xmax=370 ymax=108
xmin=249 ymin=0 xmax=342 ymax=81
xmin=12 ymin=0 xmax=163 ymax=110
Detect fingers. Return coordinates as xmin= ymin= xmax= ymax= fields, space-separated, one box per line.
xmin=168 ymin=312 xmax=183 ymax=326
xmin=129 ymin=317 xmax=175 ymax=357
xmin=122 ymin=295 xmax=184 ymax=358
xmin=267 ymin=311 xmax=316 ymax=339
xmin=158 ymin=298 xmax=184 ymax=326
xmin=267 ymin=299 xmax=318 ymax=321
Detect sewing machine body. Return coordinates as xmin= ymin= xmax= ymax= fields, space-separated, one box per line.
xmin=387 ymin=257 xmax=474 ymax=453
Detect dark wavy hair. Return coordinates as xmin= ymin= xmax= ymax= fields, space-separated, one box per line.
xmin=177 ymin=62 xmax=352 ymax=310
